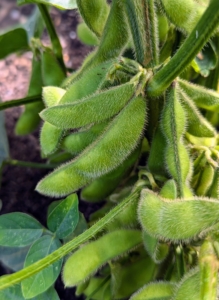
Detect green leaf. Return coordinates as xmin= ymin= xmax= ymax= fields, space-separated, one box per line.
xmin=0 ymin=110 xmax=9 ymax=168
xmin=47 ymin=194 xmax=79 ymax=239
xmin=0 ymin=213 xmax=43 ymax=247
xmin=0 ymin=28 xmax=28 ymax=59
xmin=0 ymin=245 xmax=30 ymax=271
xmin=63 ymin=212 xmax=87 ymax=242
xmin=17 ymin=0 xmax=77 ymax=10
xmin=21 ymin=235 xmax=62 ymax=299
xmin=22 ymin=7 xmax=44 ymax=42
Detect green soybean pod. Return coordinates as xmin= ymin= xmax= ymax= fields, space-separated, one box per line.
xmin=82 ymin=277 xmax=111 ymax=299
xmin=81 ymin=145 xmax=141 ymax=202
xmin=178 ymin=78 xmax=219 ymax=112
xmin=62 ymin=121 xmax=108 ymax=155
xmin=36 ymin=96 xmax=146 ymax=197
xmin=199 ymin=240 xmax=218 ymax=300
xmin=76 ymin=0 xmax=109 ymax=37
xmin=111 ymin=256 xmax=158 ymax=299
xmin=173 ymin=268 xmax=200 ymax=300
xmin=207 ymin=168 xmax=219 ymax=199
xmin=161 ymin=85 xmax=191 ymax=197
xmin=41 ymin=47 xmax=65 ymax=86
xmin=158 ymin=13 xmax=169 ymax=44
xmin=40 ymin=86 xmax=66 ymax=156
xmin=130 ymin=281 xmax=175 ymax=300
xmin=62 ymin=229 xmax=142 ymax=287
xmin=77 ymin=22 xmax=99 ymax=46
xmin=40 ymin=81 xmax=137 ymax=129
xmin=179 ymin=88 xmax=216 ymax=138
xmin=159 ymin=179 xmax=177 ymax=200
xmin=160 ymin=0 xmax=203 ymax=35
xmin=15 ymin=55 xmax=44 ymax=135
xmin=147 ymin=125 xmax=167 ymax=177
xmin=138 ymin=189 xmax=219 ymax=242
xmin=196 ymin=164 xmax=215 ymax=196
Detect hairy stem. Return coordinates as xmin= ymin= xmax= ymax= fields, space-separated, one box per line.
xmin=147 ymin=0 xmax=219 ymax=97
xmin=0 ymin=96 xmax=41 ymax=111
xmin=37 ymin=4 xmax=66 ymax=73
xmin=0 ymin=190 xmax=140 ymax=290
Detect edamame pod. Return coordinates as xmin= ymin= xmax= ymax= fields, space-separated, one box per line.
xmin=207 ymin=168 xmax=219 ymax=199
xmin=111 ymin=256 xmax=157 ymax=299
xmin=40 ymin=87 xmax=66 ymax=156
xmin=161 ymin=85 xmax=191 ymax=197
xmin=41 ymin=47 xmax=65 ymax=86
xmin=173 ymin=268 xmax=200 ymax=300
xmin=62 ymin=229 xmax=142 ymax=287
xmin=36 ymin=96 xmax=146 ymax=197
xmin=178 ymin=78 xmax=219 ymax=112
xmin=138 ymin=189 xmax=219 ymax=242
xmin=62 ymin=122 xmax=108 ymax=155
xmin=179 ymin=88 xmax=216 ymax=138
xmin=159 ymin=179 xmax=177 ymax=200
xmin=81 ymin=145 xmax=141 ymax=202
xmin=40 ymin=81 xmax=138 ymax=129
xmin=196 ymin=164 xmax=215 ymax=196
xmin=82 ymin=277 xmax=111 ymax=299
xmin=76 ymin=0 xmax=109 ymax=37
xmin=76 ymin=22 xmax=99 ymax=46
xmin=199 ymin=240 xmax=218 ymax=300
xmin=130 ymin=281 xmax=175 ymax=300
xmin=15 ymin=55 xmax=44 ymax=135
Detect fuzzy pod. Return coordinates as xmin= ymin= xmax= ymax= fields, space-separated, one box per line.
xmin=179 ymin=88 xmax=216 ymax=138
xmin=40 ymin=87 xmax=66 ymax=156
xmin=147 ymin=125 xmax=167 ymax=177
xmin=62 ymin=121 xmax=108 ymax=155
xmin=158 ymin=13 xmax=169 ymax=44
xmin=138 ymin=189 xmax=219 ymax=242
xmin=172 ymin=268 xmax=200 ymax=300
xmin=76 ymin=0 xmax=109 ymax=37
xmin=199 ymin=240 xmax=218 ymax=300
xmin=130 ymin=281 xmax=175 ymax=300
xmin=42 ymin=86 xmax=66 ymax=108
xmin=160 ymin=0 xmax=204 ymax=35
xmin=124 ymin=0 xmax=159 ymax=66
xmin=82 ymin=277 xmax=111 ymax=300
xmin=36 ymin=96 xmax=146 ymax=197
xmin=77 ymin=22 xmax=99 ymax=46
xmin=196 ymin=164 xmax=215 ymax=196
xmin=40 ymin=81 xmax=138 ymax=129
xmin=62 ymin=229 xmax=142 ymax=287
xmin=111 ymin=256 xmax=157 ymax=299
xmin=41 ymin=47 xmax=65 ymax=86
xmin=178 ymin=78 xmax=219 ymax=113
xmin=207 ymin=168 xmax=219 ymax=199
xmin=159 ymin=179 xmax=177 ymax=200
xmin=15 ymin=55 xmax=44 ymax=136
xmin=142 ymin=231 xmax=169 ymax=264
xmin=81 ymin=144 xmax=141 ymax=202
xmin=161 ymin=85 xmax=191 ymax=197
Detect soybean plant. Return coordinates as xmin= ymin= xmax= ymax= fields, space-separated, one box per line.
xmin=1 ymin=0 xmax=219 ymax=299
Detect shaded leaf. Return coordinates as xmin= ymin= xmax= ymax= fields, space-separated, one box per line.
xmin=0 ymin=245 xmax=30 ymax=271
xmin=0 ymin=213 xmax=43 ymax=247
xmin=0 ymin=28 xmax=28 ymax=59
xmin=47 ymin=194 xmax=79 ymax=239
xmin=17 ymin=0 xmax=77 ymax=10
xmin=21 ymin=235 xmax=62 ymax=299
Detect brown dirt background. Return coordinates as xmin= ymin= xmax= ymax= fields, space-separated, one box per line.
xmin=0 ymin=1 xmax=103 ymax=299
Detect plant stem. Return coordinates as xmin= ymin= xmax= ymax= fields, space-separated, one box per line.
xmin=147 ymin=0 xmax=219 ymax=97
xmin=0 ymin=190 xmax=140 ymax=291
xmin=0 ymin=96 xmax=41 ymax=111
xmin=4 ymin=159 xmax=57 ymax=169
xmin=37 ymin=4 xmax=66 ymax=73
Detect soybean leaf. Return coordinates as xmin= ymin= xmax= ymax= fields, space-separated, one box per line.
xmin=63 ymin=213 xmax=87 ymax=243
xmin=17 ymin=0 xmax=77 ymax=10
xmin=0 ymin=245 xmax=30 ymax=271
xmin=22 ymin=7 xmax=44 ymax=42
xmin=21 ymin=235 xmax=62 ymax=299
xmin=0 ymin=285 xmax=60 ymax=300
xmin=0 ymin=28 xmax=28 ymax=59
xmin=0 ymin=213 xmax=43 ymax=247
xmin=47 ymin=194 xmax=79 ymax=239
xmin=0 ymin=109 xmax=9 ymax=168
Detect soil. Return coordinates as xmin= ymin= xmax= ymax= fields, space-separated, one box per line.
xmin=0 ymin=1 xmax=103 ymax=299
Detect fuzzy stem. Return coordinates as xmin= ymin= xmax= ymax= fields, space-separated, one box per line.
xmin=147 ymin=0 xmax=219 ymax=97
xmin=0 ymin=96 xmax=41 ymax=111
xmin=4 ymin=159 xmax=56 ymax=169
xmin=0 ymin=190 xmax=140 ymax=290
xmin=37 ymin=4 xmax=66 ymax=73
